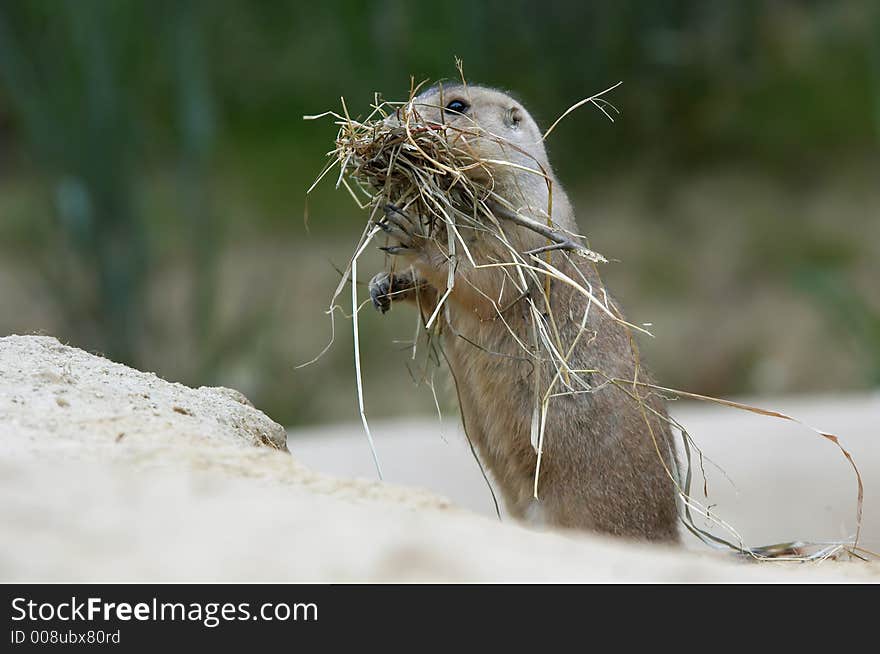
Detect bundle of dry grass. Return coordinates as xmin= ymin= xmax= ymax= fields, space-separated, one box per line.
xmin=309 ymin=79 xmax=610 ymax=261
xmin=305 ymin=70 xmax=870 ymax=563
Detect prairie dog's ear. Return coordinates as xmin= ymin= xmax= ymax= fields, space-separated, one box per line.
xmin=504 ymin=106 xmax=523 ymax=129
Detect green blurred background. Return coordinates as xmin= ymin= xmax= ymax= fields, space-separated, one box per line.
xmin=1 ymin=0 xmax=878 ymax=427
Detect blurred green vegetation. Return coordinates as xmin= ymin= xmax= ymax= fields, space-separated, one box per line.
xmin=0 ymin=0 xmax=878 ymax=426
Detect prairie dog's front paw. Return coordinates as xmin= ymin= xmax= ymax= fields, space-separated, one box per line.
xmin=375 ymin=204 xmax=448 ymax=299
xmin=375 ymin=204 xmax=428 ymax=257
xmin=368 ymin=270 xmax=417 ymax=314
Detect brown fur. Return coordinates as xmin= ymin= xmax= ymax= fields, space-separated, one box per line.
xmin=370 ymin=85 xmax=680 ymax=543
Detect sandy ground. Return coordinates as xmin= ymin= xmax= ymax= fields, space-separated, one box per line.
xmin=289 ymin=394 xmax=880 ymax=553
xmin=1 ymin=335 xmax=877 ymax=582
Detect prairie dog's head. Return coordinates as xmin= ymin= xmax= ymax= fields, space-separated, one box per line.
xmin=390 ymin=84 xmax=554 ymax=191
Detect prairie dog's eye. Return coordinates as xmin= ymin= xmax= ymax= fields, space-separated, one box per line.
xmin=444 ymin=99 xmax=469 ymax=115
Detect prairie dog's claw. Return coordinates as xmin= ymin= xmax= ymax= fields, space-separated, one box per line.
xmin=384 ymin=204 xmax=424 ymax=235
xmin=379 ymin=245 xmax=409 ymax=255
xmin=375 ymin=219 xmax=411 ymax=245
xmin=382 ymin=205 xmax=413 ymax=233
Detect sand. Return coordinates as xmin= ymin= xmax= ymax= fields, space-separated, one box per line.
xmin=1 ymin=334 xmax=876 ymax=581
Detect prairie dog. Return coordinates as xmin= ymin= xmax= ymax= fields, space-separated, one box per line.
xmin=369 ymin=85 xmax=680 ymax=543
